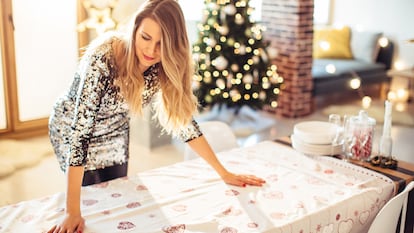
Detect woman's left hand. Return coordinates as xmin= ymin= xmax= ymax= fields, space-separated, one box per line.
xmin=186 ymin=136 xmax=266 ymax=187
xmin=220 ymin=171 xmax=266 ymax=187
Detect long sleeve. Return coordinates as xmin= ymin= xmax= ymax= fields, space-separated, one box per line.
xmin=178 ymin=119 xmax=203 ymax=142
xmin=68 ymin=49 xmax=113 ymax=167
xmin=49 ymin=36 xmax=130 ymax=173
xmin=150 ymin=92 xmax=203 ymax=143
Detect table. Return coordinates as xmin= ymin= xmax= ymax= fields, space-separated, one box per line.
xmin=275 ymin=136 xmax=414 ymax=190
xmin=0 ymin=141 xmax=395 ymax=233
xmin=276 ymin=136 xmax=414 ymax=233
xmin=387 ymin=69 xmax=414 ymax=102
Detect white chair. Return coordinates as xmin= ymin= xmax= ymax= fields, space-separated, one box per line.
xmin=184 ymin=121 xmax=239 ymax=160
xmin=368 ymin=181 xmax=414 ymax=233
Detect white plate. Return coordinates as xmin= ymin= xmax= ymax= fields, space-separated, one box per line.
xmin=291 ymin=134 xmax=342 ymax=156
xmin=293 ymin=121 xmax=337 ymax=145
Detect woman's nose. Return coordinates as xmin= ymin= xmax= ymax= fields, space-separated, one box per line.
xmin=147 ymin=43 xmax=158 ymax=55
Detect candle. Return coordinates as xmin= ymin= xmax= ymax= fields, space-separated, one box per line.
xmin=379 ymin=100 xmax=393 ymax=158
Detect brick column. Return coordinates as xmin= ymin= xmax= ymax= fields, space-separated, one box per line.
xmin=261 ymin=0 xmax=314 ymax=118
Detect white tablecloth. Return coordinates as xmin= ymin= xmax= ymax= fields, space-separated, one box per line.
xmin=0 ymin=141 xmax=395 ymax=233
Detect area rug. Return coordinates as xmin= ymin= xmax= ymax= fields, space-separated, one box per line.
xmin=0 ymin=139 xmax=54 ymax=178
xmin=322 ymin=103 xmax=414 ymax=126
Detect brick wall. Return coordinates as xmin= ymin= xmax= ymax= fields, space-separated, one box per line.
xmin=261 ymin=0 xmax=314 ymax=118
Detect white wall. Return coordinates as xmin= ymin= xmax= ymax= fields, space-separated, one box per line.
xmin=330 ymin=0 xmax=414 ymax=70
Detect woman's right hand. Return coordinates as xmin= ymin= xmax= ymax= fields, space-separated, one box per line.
xmin=49 ymin=166 xmax=85 ymax=232
xmin=48 ymin=213 xmax=85 ymax=233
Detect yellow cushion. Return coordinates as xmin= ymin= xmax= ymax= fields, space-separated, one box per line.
xmin=313 ymin=26 xmax=353 ymax=59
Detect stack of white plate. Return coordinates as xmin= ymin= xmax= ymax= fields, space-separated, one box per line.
xmin=291 ymin=121 xmax=342 ymax=156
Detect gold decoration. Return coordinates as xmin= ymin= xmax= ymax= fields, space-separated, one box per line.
xmin=78 ymin=0 xmax=118 ymax=35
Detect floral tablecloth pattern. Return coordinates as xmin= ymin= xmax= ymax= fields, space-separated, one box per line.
xmin=0 ymin=141 xmax=394 ymax=233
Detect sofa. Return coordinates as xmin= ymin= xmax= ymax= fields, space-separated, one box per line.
xmin=312 ymin=26 xmax=394 ymax=97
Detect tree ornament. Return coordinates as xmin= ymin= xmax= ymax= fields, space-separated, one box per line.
xmin=230 ymin=89 xmax=240 ymax=97
xmin=245 ymin=28 xmax=252 ymax=37
xmin=213 ymin=56 xmax=229 ymax=70
xmin=243 ymin=73 xmax=253 ymax=84
xmin=252 ymin=55 xmax=260 ymax=64
xmin=216 ymin=79 xmax=226 ymax=89
xmin=239 ymin=44 xmax=246 ymax=55
xmin=259 ymin=91 xmax=266 ymax=100
xmin=267 ymin=47 xmax=279 ymax=59
xmin=207 ymin=2 xmax=219 ymax=10
xmin=231 ymin=64 xmax=239 ymax=72
xmin=192 ymin=81 xmax=201 ymax=90
xmin=207 ymin=18 xmax=216 ymax=26
xmin=207 ymin=37 xmax=217 ymax=47
xmin=218 ymin=26 xmax=229 ymax=35
xmin=224 ymin=4 xmax=237 ymax=15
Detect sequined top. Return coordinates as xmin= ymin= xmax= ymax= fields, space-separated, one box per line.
xmin=48 ymin=36 xmax=202 ymax=172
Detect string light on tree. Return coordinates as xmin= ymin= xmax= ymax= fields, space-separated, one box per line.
xmin=192 ymin=0 xmax=283 ymax=110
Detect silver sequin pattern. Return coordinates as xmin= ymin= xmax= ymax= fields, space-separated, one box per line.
xmin=49 ymin=37 xmax=202 ymax=172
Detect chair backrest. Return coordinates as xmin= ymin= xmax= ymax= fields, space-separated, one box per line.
xmin=368 ymin=181 xmax=414 ymax=233
xmin=184 ymin=121 xmax=239 ymax=160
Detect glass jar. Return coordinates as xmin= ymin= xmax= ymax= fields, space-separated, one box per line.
xmin=343 ymin=110 xmax=376 ymax=161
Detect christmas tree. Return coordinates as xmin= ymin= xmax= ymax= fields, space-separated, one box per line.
xmin=192 ymin=0 xmax=283 ymax=112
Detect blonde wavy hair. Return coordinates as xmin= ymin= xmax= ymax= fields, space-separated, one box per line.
xmin=113 ymin=0 xmax=198 ymax=135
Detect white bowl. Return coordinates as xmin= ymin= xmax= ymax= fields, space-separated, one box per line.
xmin=291 ymin=134 xmax=343 ymax=156
xmin=293 ymin=121 xmax=337 ymax=145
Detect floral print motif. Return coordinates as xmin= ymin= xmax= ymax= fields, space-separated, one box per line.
xmin=117 ymin=221 xmax=136 ymax=230
xmin=82 ymin=199 xmax=98 ymax=206
xmin=162 ymin=224 xmax=185 ymax=233
xmin=126 ymin=202 xmax=141 ymax=208
xmin=220 ymin=227 xmax=238 ymax=233
xmin=225 ymin=189 xmax=240 ymax=196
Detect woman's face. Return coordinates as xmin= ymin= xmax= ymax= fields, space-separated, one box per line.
xmin=135 ymin=17 xmax=162 ymax=72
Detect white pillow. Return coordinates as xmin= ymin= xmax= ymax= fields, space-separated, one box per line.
xmin=351 ymin=29 xmax=383 ymax=63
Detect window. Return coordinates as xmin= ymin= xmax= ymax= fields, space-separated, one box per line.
xmin=0 ymin=0 xmax=78 ymax=137
xmin=314 ymin=0 xmax=331 ymax=25
xmin=0 ymin=43 xmax=6 ymax=130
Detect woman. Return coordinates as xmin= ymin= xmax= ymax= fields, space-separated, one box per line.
xmin=48 ymin=0 xmax=265 ymax=232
